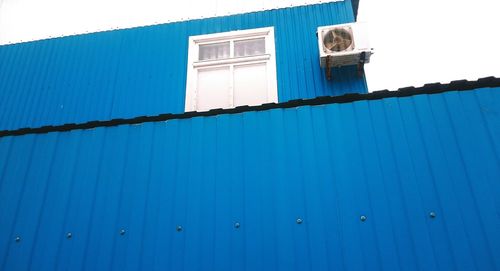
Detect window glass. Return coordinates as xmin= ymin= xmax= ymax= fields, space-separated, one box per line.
xmin=196 ymin=67 xmax=231 ymax=111
xmin=233 ymin=63 xmax=268 ymax=107
xmin=234 ymin=38 xmax=266 ymax=57
xmin=199 ymin=42 xmax=230 ymax=61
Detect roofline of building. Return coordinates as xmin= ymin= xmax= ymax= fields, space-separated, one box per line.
xmin=1 ymin=76 xmax=499 ymax=138
xmin=0 ymin=0 xmax=346 ymax=46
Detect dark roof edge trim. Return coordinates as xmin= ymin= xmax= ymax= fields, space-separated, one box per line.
xmin=1 ymin=76 xmax=499 ymax=137
xmin=352 ymin=0 xmax=360 ymax=20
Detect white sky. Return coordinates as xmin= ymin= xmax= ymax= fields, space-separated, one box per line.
xmin=358 ymin=0 xmax=500 ymax=90
xmin=1 ymin=0 xmax=499 ymax=91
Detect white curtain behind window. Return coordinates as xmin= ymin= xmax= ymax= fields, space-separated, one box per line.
xmin=196 ymin=67 xmax=231 ymax=111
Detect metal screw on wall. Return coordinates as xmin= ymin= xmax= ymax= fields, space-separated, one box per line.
xmin=429 ymin=212 xmax=436 ymax=218
xmin=234 ymin=222 xmax=241 ymax=229
xmin=360 ymin=215 xmax=367 ymax=222
xmin=120 ymin=229 xmax=126 ymax=236
xmin=176 ymin=225 xmax=183 ymax=232
xmin=296 ymin=218 xmax=303 ymax=224
xmin=66 ymin=232 xmax=72 ymax=239
xmin=15 ymin=236 xmax=21 ymax=243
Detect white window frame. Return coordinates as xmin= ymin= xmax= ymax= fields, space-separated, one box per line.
xmin=185 ymin=27 xmax=278 ymax=112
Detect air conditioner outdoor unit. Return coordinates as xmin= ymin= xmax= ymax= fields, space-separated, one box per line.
xmin=317 ymin=22 xmax=373 ymax=69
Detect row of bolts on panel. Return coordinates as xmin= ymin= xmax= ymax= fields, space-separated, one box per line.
xmin=13 ymin=212 xmax=438 ymax=243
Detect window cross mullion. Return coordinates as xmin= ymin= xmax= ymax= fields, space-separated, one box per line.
xmin=229 ymin=40 xmax=234 ymax=58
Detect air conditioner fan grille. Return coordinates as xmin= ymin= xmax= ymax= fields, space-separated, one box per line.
xmin=323 ymin=27 xmax=353 ymax=52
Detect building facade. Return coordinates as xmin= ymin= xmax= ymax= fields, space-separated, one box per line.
xmin=0 ymin=0 xmax=364 ymax=131
xmin=0 ymin=1 xmax=499 ymax=270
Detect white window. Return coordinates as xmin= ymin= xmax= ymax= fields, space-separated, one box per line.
xmin=185 ymin=27 xmax=278 ymax=112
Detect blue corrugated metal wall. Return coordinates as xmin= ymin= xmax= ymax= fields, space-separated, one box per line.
xmin=0 ymin=87 xmax=498 ymax=271
xmin=0 ymin=1 xmax=366 ymax=131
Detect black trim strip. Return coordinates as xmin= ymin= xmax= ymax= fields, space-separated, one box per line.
xmin=1 ymin=76 xmax=499 ymax=137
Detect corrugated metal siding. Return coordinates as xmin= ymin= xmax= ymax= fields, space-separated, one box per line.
xmin=0 ymin=87 xmax=499 ymax=271
xmin=0 ymin=1 xmax=365 ymax=131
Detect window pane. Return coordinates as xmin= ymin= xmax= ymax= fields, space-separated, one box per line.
xmin=196 ymin=67 xmax=231 ymax=111
xmin=233 ymin=63 xmax=268 ymax=107
xmin=199 ymin=42 xmax=230 ymax=61
xmin=234 ymin=38 xmax=266 ymax=57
